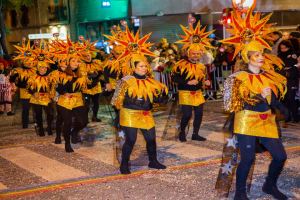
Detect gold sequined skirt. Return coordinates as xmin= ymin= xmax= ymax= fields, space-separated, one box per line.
xmin=30 ymin=93 xmax=51 ymax=106
xmin=20 ymin=88 xmax=31 ymax=99
xmin=120 ymin=108 xmax=155 ymax=130
xmin=84 ymin=82 xmax=102 ymax=95
xmin=57 ymin=92 xmax=83 ymax=110
xmin=178 ymin=90 xmax=205 ymax=106
xmin=234 ymin=109 xmax=278 ymax=138
xmin=109 ymin=78 xmax=117 ymax=90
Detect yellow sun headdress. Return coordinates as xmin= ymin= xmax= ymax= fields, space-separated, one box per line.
xmin=176 ymin=20 xmax=215 ymax=56
xmin=46 ymin=36 xmax=83 ymax=64
xmin=219 ymin=6 xmax=284 ymax=70
xmin=77 ymin=38 xmax=100 ymax=57
xmin=31 ymin=43 xmax=55 ymax=70
xmin=103 ymin=26 xmax=157 ymax=76
xmin=14 ymin=40 xmax=35 ymax=64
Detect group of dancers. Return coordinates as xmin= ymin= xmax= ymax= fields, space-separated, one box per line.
xmin=2 ymin=5 xmax=290 ymax=200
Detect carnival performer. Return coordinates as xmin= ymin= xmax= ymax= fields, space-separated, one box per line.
xmin=215 ymin=7 xmax=289 ymax=200
xmin=49 ymin=58 xmax=68 ymax=144
xmin=171 ymin=21 xmax=213 ymax=142
xmin=78 ymin=39 xmax=103 ymax=122
xmin=52 ymin=37 xmax=88 ymax=152
xmin=0 ymin=59 xmax=15 ymax=116
xmin=107 ymin=26 xmax=168 ymax=174
xmin=26 ymin=45 xmax=54 ymax=136
xmin=10 ymin=41 xmax=36 ymax=128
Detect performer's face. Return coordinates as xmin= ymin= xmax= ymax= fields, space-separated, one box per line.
xmin=83 ymin=54 xmax=92 ymax=62
xmin=0 ymin=63 xmax=4 ymax=70
xmin=24 ymin=61 xmax=33 ymax=68
xmin=135 ymin=62 xmax=147 ymax=76
xmin=60 ymin=60 xmax=67 ymax=71
xmin=249 ymin=52 xmax=264 ymax=68
xmin=188 ymin=49 xmax=200 ymax=63
xmin=70 ymin=58 xmax=79 ymax=69
xmin=39 ymin=66 xmax=47 ymax=75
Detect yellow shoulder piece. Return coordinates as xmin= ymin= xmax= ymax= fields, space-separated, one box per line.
xmin=234 ymin=71 xmax=249 ymax=82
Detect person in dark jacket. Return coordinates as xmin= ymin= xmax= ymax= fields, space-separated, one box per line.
xmin=278 ymin=40 xmax=300 ymax=123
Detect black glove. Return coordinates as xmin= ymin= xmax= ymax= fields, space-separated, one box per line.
xmin=88 ymin=72 xmax=98 ymax=79
xmin=153 ymin=93 xmax=169 ymax=105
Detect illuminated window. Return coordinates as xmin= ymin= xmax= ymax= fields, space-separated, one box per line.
xmin=134 ymin=18 xmax=140 ymax=27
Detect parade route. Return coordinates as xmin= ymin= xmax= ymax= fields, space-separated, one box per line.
xmin=0 ymin=101 xmax=300 ymax=199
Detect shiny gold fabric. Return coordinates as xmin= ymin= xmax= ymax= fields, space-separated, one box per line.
xmin=20 ymin=88 xmax=32 ymax=99
xmin=30 ymin=93 xmax=51 ymax=106
xmin=234 ymin=109 xmax=278 ymax=138
xmin=109 ymin=78 xmax=117 ymax=90
xmin=12 ymin=68 xmax=36 ymax=83
xmin=57 ymin=92 xmax=83 ymax=110
xmin=178 ymin=90 xmax=205 ymax=106
xmin=120 ymin=108 xmax=155 ymax=129
xmin=85 ymin=82 xmax=102 ymax=95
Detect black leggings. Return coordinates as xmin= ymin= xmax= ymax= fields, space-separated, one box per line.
xmin=236 ymin=134 xmax=287 ymax=192
xmin=84 ymin=93 xmax=100 ymax=118
xmin=283 ymin=87 xmax=298 ymax=121
xmin=56 ymin=103 xmax=63 ymax=138
xmin=32 ymin=103 xmax=53 ymax=131
xmin=122 ymin=127 xmax=157 ymax=162
xmin=180 ymin=104 xmax=204 ymax=134
xmin=21 ymin=99 xmax=31 ymax=125
xmin=57 ymin=105 xmax=88 ymax=144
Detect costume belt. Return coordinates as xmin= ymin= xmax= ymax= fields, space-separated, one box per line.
xmin=30 ymin=92 xmax=51 ymax=106
xmin=20 ymin=88 xmax=31 ymax=99
xmin=234 ymin=109 xmax=278 ymax=138
xmin=120 ymin=108 xmax=155 ymax=130
xmin=57 ymin=92 xmax=83 ymax=110
xmin=84 ymin=82 xmax=102 ymax=95
xmin=178 ymin=90 xmax=205 ymax=106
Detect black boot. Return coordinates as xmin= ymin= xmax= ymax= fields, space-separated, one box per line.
xmin=71 ymin=130 xmax=81 ymax=144
xmin=120 ymin=157 xmax=131 ymax=174
xmin=191 ymin=133 xmax=206 ymax=141
xmin=22 ymin=123 xmax=28 ymax=128
xmin=262 ymin=181 xmax=288 ymax=200
xmin=65 ymin=143 xmax=74 ymax=152
xmin=179 ymin=131 xmax=187 ymax=142
xmin=234 ymin=190 xmax=249 ymax=200
xmin=92 ymin=115 xmax=101 ymax=122
xmin=7 ymin=112 xmax=15 ymax=116
xmin=147 ymin=142 xmax=166 ymax=170
xmin=0 ymin=111 xmax=4 ymax=115
xmin=47 ymin=126 xmax=53 ymax=136
xmin=39 ymin=128 xmax=45 ymax=137
xmin=55 ymin=137 xmax=61 ymax=144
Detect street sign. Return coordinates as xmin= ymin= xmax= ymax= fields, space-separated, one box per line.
xmin=28 ymin=33 xmax=65 ymax=39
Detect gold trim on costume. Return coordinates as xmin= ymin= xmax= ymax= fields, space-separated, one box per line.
xmin=57 ymin=92 xmax=83 ymax=110
xmin=30 ymin=93 xmax=51 ymax=106
xmin=171 ymin=60 xmax=206 ymax=81
xmin=109 ymin=78 xmax=117 ymax=90
xmin=234 ymin=109 xmax=278 ymax=138
xmin=120 ymin=108 xmax=155 ymax=129
xmin=84 ymin=82 xmax=102 ymax=95
xmin=178 ymin=90 xmax=205 ymax=106
xmin=12 ymin=68 xmax=37 ymax=82
xmin=20 ymin=88 xmax=32 ymax=99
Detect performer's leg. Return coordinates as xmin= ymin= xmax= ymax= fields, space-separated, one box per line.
xmin=235 ymin=134 xmax=256 ymax=199
xmin=179 ymin=105 xmax=192 ymax=142
xmin=0 ymin=104 xmax=4 ymax=113
xmin=21 ymin=99 xmax=31 ymax=128
xmin=92 ymin=93 xmax=101 ymax=122
xmin=44 ymin=103 xmax=53 ymax=136
xmin=84 ymin=94 xmax=91 ymax=119
xmin=6 ymin=103 xmax=12 ymax=114
xmin=57 ymin=105 xmax=73 ymax=152
xmin=121 ymin=126 xmax=138 ymax=174
xmin=192 ymin=104 xmax=206 ymax=141
xmin=72 ymin=106 xmax=88 ymax=144
xmin=32 ymin=104 xmax=45 ymax=136
xmin=141 ymin=127 xmax=166 ymax=169
xmin=260 ymin=137 xmax=287 ymax=200
xmin=55 ymin=103 xmax=63 ymax=144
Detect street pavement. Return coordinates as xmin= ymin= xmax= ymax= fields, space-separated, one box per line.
xmin=0 ymin=98 xmax=300 ymax=200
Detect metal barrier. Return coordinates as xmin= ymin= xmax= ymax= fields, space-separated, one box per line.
xmin=205 ymin=65 xmax=234 ymax=100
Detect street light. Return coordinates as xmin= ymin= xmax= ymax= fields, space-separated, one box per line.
xmin=102 ymin=1 xmax=111 ymax=8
